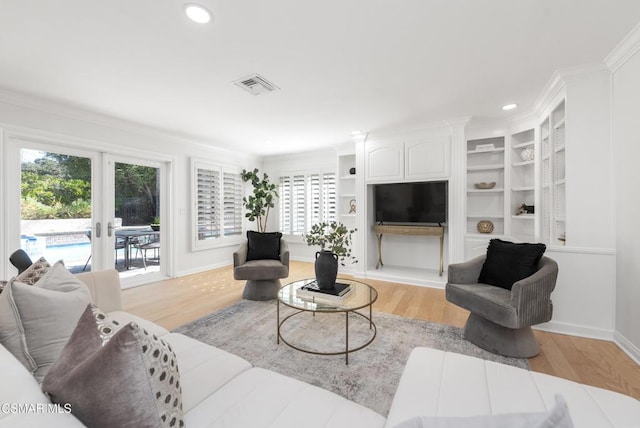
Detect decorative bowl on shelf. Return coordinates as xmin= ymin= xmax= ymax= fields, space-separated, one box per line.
xmin=476 ymin=220 xmax=494 ymax=234
xmin=474 ymin=182 xmax=496 ymax=189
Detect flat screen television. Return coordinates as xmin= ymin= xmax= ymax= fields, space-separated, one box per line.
xmin=374 ymin=181 xmax=448 ymax=225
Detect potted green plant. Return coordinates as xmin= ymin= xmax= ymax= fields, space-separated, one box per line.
xmin=241 ymin=168 xmax=278 ymax=233
xmin=304 ymin=221 xmax=357 ymax=289
xmin=150 ymin=216 xmax=160 ymax=231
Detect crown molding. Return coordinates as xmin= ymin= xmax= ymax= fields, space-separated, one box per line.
xmin=367 ymin=117 xmax=469 ymax=141
xmin=605 ymin=21 xmax=640 ymax=73
xmin=0 ymin=87 xmax=252 ymax=159
xmin=532 ymin=63 xmax=609 ymax=116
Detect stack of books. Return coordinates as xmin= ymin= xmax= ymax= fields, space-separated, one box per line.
xmin=296 ymin=280 xmax=352 ymax=301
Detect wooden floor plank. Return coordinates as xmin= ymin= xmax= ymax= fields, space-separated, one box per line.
xmin=122 ymin=260 xmax=640 ymax=400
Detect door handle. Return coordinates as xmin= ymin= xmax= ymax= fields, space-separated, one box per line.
xmin=108 ymin=221 xmax=114 ymax=237
xmin=95 ymin=222 xmax=101 ymax=238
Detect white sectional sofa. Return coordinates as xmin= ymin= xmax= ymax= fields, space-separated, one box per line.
xmin=1 ymin=270 xmax=639 ymax=427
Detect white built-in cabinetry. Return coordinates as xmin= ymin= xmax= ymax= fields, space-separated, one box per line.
xmin=540 ymin=100 xmax=566 ymax=246
xmin=337 ymin=153 xmax=356 ymax=229
xmin=365 ymin=137 xmax=450 ymax=183
xmin=466 ymin=136 xmax=506 ymax=236
xmin=510 ymin=128 xmax=536 ymax=242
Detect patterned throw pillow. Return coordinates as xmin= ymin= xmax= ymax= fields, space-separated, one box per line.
xmin=43 ymin=304 xmax=184 ymax=428
xmin=15 ymin=256 xmax=52 ymax=285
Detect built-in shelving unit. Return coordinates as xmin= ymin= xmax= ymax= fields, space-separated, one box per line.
xmin=466 ymin=136 xmax=505 ymax=236
xmin=337 ymin=153 xmax=356 ymax=228
xmin=510 ymin=128 xmax=536 ymax=242
xmin=540 ymin=100 xmax=566 ymax=246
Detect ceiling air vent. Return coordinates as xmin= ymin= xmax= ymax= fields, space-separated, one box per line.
xmin=233 ymin=74 xmax=280 ymax=96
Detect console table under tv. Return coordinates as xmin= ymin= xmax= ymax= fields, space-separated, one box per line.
xmin=374 ymin=224 xmax=445 ymax=276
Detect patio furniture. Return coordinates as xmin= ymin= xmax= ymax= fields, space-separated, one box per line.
xmin=10 ymin=249 xmax=33 ymax=274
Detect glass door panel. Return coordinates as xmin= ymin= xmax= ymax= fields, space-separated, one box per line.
xmin=113 ymin=160 xmax=162 ymax=280
xmin=20 ymin=149 xmax=94 ymax=272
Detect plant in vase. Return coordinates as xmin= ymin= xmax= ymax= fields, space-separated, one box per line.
xmin=240 ymin=168 xmax=278 ymax=233
xmin=150 ymin=216 xmax=160 ymax=231
xmin=304 ymin=221 xmax=357 ymax=290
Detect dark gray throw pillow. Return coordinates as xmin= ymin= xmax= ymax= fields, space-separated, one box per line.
xmin=43 ymin=304 xmax=184 ymax=428
xmin=478 ymin=239 xmax=546 ymax=290
xmin=246 ymin=230 xmax=282 ymax=261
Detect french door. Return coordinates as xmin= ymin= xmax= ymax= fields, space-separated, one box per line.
xmin=8 ymin=136 xmax=169 ymax=287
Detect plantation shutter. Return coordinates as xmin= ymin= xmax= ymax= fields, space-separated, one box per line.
xmin=309 ymin=174 xmax=321 ymax=227
xmin=196 ymin=167 xmax=221 ymax=240
xmin=292 ymin=174 xmax=306 ymax=235
xmin=322 ymin=172 xmax=336 ymax=222
xmin=222 ymin=171 xmax=243 ymax=236
xmin=279 ymin=176 xmax=292 ymax=234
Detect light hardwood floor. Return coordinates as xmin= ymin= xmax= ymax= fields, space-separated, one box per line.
xmin=122 ymin=261 xmax=640 ymax=400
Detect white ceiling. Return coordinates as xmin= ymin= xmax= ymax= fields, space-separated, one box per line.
xmin=1 ymin=1 xmax=639 ymax=155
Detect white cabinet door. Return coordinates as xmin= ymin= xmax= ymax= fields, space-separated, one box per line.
xmin=365 ymin=141 xmax=404 ymax=183
xmin=405 ymin=137 xmax=450 ymax=181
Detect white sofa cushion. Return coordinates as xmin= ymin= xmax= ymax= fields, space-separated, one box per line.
xmin=0 ymin=344 xmax=83 ymax=427
xmin=162 ymin=333 xmax=252 ymax=413
xmin=107 ymin=310 xmax=170 ymax=338
xmin=184 ymin=367 xmax=385 ymax=428
xmin=385 ymin=348 xmax=640 ymax=428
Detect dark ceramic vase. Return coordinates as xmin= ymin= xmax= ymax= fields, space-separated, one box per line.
xmin=315 ymin=250 xmax=338 ymax=290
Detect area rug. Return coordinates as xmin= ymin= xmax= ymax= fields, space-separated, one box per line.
xmin=174 ymin=300 xmax=529 ymax=416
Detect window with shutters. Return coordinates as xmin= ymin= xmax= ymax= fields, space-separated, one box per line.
xmin=192 ymin=159 xmax=244 ymax=250
xmin=279 ymin=171 xmax=336 ymax=235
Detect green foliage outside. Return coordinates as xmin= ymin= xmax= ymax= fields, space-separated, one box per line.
xmin=21 ymin=156 xmax=92 ymax=219
xmin=21 ymin=152 xmax=159 ymax=223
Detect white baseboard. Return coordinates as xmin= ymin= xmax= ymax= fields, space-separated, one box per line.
xmin=613 ymin=331 xmax=640 ymax=366
xmin=363 ymin=267 xmax=446 ymax=289
xmin=533 ymin=321 xmax=614 ymax=341
xmin=176 ymin=260 xmax=231 ymax=277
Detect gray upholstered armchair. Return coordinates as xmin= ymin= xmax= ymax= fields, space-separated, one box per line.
xmin=233 ymin=238 xmax=289 ymax=301
xmin=446 ymin=255 xmax=558 ymax=358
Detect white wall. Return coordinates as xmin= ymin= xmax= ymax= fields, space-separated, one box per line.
xmin=611 ymin=40 xmax=640 ymax=361
xmin=0 ymin=92 xmax=259 ymax=279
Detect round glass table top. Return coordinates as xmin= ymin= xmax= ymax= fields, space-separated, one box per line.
xmin=278 ymin=278 xmax=378 ymax=312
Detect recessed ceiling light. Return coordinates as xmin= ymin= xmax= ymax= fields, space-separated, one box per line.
xmin=502 ymin=103 xmax=518 ymax=111
xmin=350 ymin=130 xmax=362 ymax=136
xmin=184 ymin=3 xmax=212 ymax=24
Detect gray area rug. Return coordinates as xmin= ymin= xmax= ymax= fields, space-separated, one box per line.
xmin=175 ymin=300 xmax=529 ymax=416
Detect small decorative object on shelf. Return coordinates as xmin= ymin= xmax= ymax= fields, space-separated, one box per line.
xmin=476 ymin=220 xmax=494 ymax=234
xmin=348 ymin=199 xmax=356 ymax=214
xmin=474 ymin=181 xmax=496 ymax=189
xmin=520 ymin=147 xmax=535 ymax=161
xmin=349 ymin=167 xmax=356 ymax=175
xmin=516 ymin=204 xmax=535 ymax=215
xmin=475 ymin=143 xmax=495 ymax=152
xmin=558 ymin=233 xmax=566 ymax=243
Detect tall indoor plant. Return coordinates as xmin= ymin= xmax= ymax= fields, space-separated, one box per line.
xmin=304 ymin=221 xmax=356 ymax=289
xmin=240 ymin=168 xmax=278 ymax=233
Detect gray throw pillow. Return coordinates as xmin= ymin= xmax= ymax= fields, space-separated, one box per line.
xmin=15 ymin=256 xmax=52 ymax=285
xmin=43 ymin=304 xmax=184 ymax=428
xmin=0 ymin=261 xmax=91 ymax=381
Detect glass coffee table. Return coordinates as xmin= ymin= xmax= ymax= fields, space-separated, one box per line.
xmin=277 ymin=278 xmax=378 ymax=365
